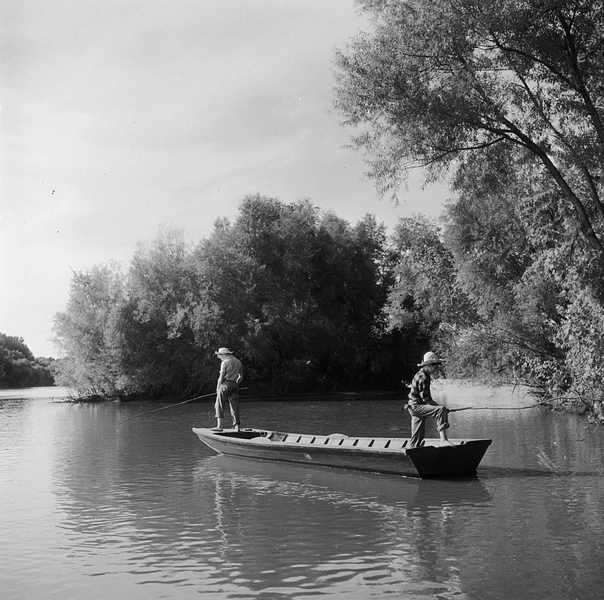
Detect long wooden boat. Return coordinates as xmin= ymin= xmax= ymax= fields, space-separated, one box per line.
xmin=192 ymin=427 xmax=492 ymax=479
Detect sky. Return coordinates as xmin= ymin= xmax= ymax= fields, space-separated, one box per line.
xmin=0 ymin=0 xmax=449 ymax=358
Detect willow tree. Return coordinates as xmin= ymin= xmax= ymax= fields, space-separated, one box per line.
xmin=53 ymin=229 xmax=221 ymax=400
xmin=334 ymin=0 xmax=604 ymax=414
xmin=384 ymin=215 xmax=476 ymax=340
xmin=116 ymin=227 xmax=219 ymax=397
xmin=193 ymin=195 xmax=393 ymax=394
xmin=334 ymin=0 xmax=604 ymax=257
xmin=53 ymin=263 xmax=125 ymax=395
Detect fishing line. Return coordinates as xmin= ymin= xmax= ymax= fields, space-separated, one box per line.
xmin=116 ymin=387 xmax=249 ymax=426
xmin=117 ymin=391 xmax=217 ymax=426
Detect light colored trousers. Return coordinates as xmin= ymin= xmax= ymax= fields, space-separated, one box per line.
xmin=215 ymin=381 xmax=240 ymax=426
xmin=407 ymin=403 xmax=449 ymax=448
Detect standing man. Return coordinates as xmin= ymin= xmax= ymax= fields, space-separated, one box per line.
xmin=213 ymin=347 xmax=244 ymax=432
xmin=406 ymin=351 xmax=453 ymax=448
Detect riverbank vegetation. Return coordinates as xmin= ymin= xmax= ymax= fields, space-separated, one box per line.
xmin=332 ymin=0 xmax=604 ymax=422
xmin=0 ymin=333 xmax=56 ymax=388
xmin=52 ymin=1 xmax=604 ymax=422
xmin=52 ymin=198 xmax=433 ymax=401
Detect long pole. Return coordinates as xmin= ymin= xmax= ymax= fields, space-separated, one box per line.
xmin=448 ymin=403 xmax=545 ymax=412
xmin=117 ymin=391 xmax=217 ymax=426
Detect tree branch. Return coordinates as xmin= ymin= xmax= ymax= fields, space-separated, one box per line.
xmin=557 ymin=11 xmax=604 ymax=155
xmin=422 ymin=136 xmax=508 ymax=165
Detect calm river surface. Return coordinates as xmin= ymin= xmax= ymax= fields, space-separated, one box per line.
xmin=2 ymin=383 xmax=604 ymax=600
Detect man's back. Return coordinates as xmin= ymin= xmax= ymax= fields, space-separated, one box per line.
xmin=221 ymin=355 xmax=243 ymax=382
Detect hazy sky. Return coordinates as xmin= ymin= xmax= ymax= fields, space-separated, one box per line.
xmin=1 ymin=0 xmax=448 ymax=358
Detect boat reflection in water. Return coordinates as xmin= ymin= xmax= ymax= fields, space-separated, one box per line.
xmin=190 ymin=453 xmax=493 ymax=597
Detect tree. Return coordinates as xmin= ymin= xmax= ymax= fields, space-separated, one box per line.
xmin=441 ymin=149 xmax=567 ymax=383
xmin=334 ymin=0 xmax=604 ymax=259
xmin=52 ymin=196 xmax=443 ymax=399
xmin=52 ymin=263 xmax=125 ymax=394
xmin=116 ymin=227 xmax=219 ymax=396
xmin=192 ymin=195 xmax=395 ymax=393
xmin=385 ymin=214 xmax=476 ymax=332
xmin=378 ymin=215 xmax=478 ymax=379
xmin=0 ymin=333 xmax=55 ymax=388
xmin=308 ymin=211 xmax=390 ymax=389
xmin=440 ymin=142 xmax=604 ymax=418
xmin=334 ymin=0 xmax=604 ymax=416
xmin=53 ymin=229 xmax=222 ymax=399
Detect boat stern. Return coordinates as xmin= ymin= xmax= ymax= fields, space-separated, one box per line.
xmin=406 ymin=439 xmax=492 ymax=478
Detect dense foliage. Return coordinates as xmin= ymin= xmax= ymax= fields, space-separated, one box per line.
xmin=51 ymin=1 xmax=604 ymax=422
xmin=334 ymin=0 xmax=604 ymax=419
xmin=53 ymin=196 xmax=428 ymax=399
xmin=0 ymin=333 xmax=55 ymax=388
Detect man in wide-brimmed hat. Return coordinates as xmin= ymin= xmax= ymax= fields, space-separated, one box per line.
xmin=213 ymin=347 xmax=243 ymax=432
xmin=406 ymin=351 xmax=453 ymax=448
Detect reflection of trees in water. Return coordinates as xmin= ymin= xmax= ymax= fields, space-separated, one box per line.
xmin=49 ymin=405 xmax=227 ymax=587
xmin=374 ymin=476 xmax=493 ymax=596
xmin=49 ymin=403 xmax=494 ymax=596
xmin=194 ymin=459 xmax=400 ymax=592
xmin=193 ymin=456 xmax=492 ymax=596
xmin=16 ymin=392 xmax=604 ymax=598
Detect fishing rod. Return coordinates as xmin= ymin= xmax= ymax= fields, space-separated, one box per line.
xmin=117 ymin=386 xmax=250 ymax=426
xmin=117 ymin=391 xmax=217 ymax=426
xmin=447 ymin=402 xmax=547 ymax=412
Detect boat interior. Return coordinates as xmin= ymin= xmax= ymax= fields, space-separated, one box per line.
xmin=212 ymin=429 xmax=416 ymax=449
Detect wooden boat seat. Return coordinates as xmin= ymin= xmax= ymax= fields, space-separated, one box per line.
xmin=389 ymin=440 xmax=409 ymax=449
xmin=371 ymin=439 xmax=391 ymax=449
xmin=251 ymin=431 xmax=405 ymax=450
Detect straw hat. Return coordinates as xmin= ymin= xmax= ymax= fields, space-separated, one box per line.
xmin=417 ymin=351 xmax=443 ymax=367
xmin=215 ymin=347 xmax=233 ymax=356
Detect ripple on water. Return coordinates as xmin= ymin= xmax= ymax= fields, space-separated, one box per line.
xmin=3 ymin=393 xmax=604 ymax=600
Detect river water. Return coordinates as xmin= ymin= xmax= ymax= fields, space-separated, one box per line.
xmin=2 ymin=383 xmax=604 ymax=600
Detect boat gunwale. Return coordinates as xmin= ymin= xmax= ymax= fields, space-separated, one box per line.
xmin=192 ymin=427 xmax=491 ymax=455
xmin=192 ymin=427 xmax=492 ymax=479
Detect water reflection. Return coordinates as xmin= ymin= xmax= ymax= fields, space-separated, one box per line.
xmin=203 ymin=454 xmax=492 ymax=507
xmin=44 ymin=400 xmax=496 ymax=597
xmin=3 ymin=389 xmax=604 ymax=600
xmin=44 ymin=398 xmax=604 ymax=599
xmin=186 ymin=454 xmax=493 ymax=596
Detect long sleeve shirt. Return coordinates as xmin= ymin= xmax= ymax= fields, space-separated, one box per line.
xmin=408 ymin=368 xmax=435 ymax=406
